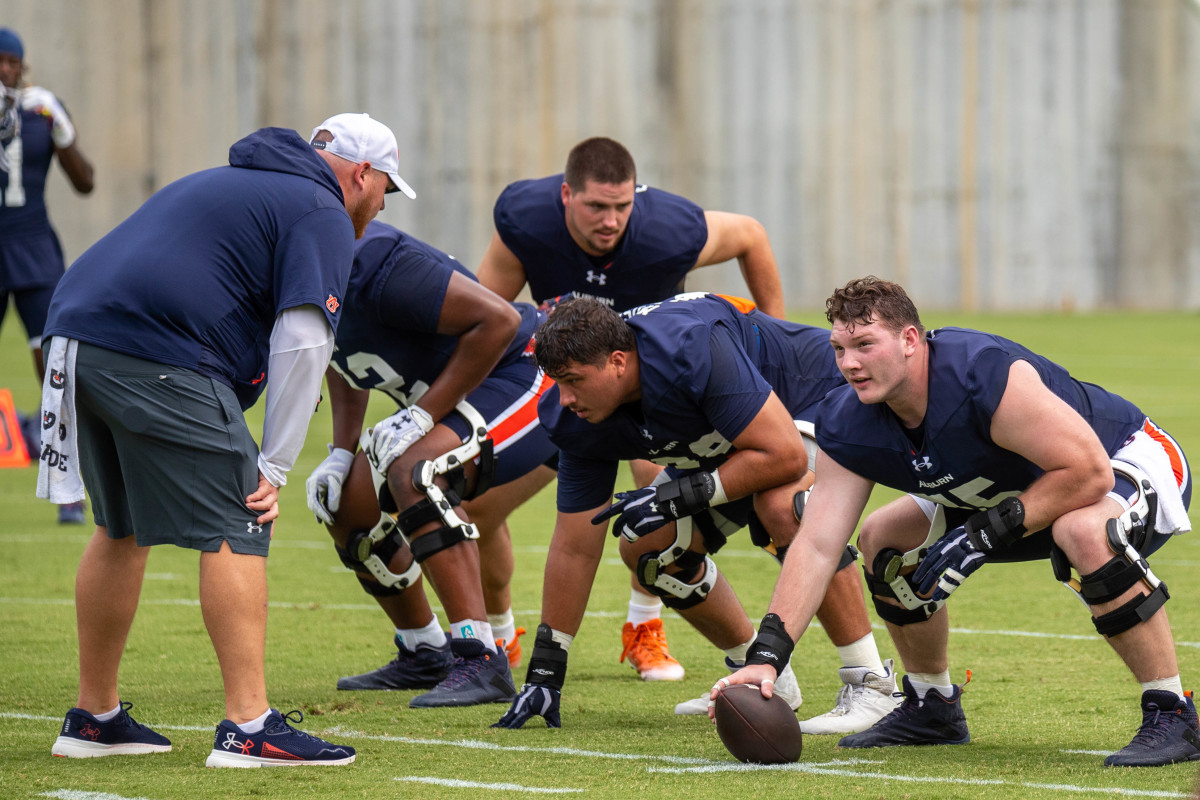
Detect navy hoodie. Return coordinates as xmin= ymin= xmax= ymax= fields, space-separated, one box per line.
xmin=45 ymin=127 xmax=355 ymax=409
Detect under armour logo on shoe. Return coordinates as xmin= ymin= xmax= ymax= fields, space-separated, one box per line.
xmin=79 ymin=723 xmax=100 ymax=741
xmin=220 ymin=731 xmax=251 ymax=752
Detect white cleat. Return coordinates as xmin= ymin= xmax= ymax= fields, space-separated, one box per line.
xmin=798 ymin=658 xmax=901 ymax=735
xmin=674 ymin=659 xmax=803 ymax=715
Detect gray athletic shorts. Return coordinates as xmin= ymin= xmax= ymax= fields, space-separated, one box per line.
xmin=70 ymin=341 xmax=272 ymax=555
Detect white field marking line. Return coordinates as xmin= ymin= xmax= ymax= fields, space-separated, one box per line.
xmin=40 ymin=791 xmax=157 ymax=800
xmin=2 ymin=712 xmax=213 ymax=732
xmin=396 ymin=776 xmax=583 ymax=793
xmin=648 ymin=759 xmax=1191 ymax=798
xmin=12 ymin=719 xmax=1190 ymax=798
xmin=3 ymin=596 xmax=1199 ymax=646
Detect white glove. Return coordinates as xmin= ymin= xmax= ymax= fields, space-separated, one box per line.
xmin=20 ymin=87 xmax=75 ymax=149
xmin=365 ymin=405 xmax=435 ymax=476
xmin=305 ymin=446 xmax=355 ymax=525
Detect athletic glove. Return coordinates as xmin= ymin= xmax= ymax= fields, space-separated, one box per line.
xmin=493 ymin=684 xmax=562 ymax=729
xmin=364 ymin=405 xmax=434 ymax=476
xmin=20 ymin=87 xmax=75 ymax=149
xmin=591 ymin=471 xmax=722 ymax=542
xmin=912 ymin=498 xmax=1025 ymax=602
xmin=493 ymin=623 xmax=567 ymax=729
xmin=305 ymin=446 xmax=355 ymax=525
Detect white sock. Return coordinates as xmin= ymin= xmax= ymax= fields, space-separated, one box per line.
xmin=235 ymin=708 xmax=272 ymax=734
xmin=723 ymin=636 xmax=756 ymax=666
xmin=451 ymin=619 xmax=497 ymax=653
xmin=94 ymin=703 xmax=121 ymax=722
xmin=489 ymin=609 xmax=516 ymax=646
xmin=1141 ymin=675 xmax=1185 ymax=700
xmin=835 ymin=633 xmax=886 ymax=675
xmin=396 ymin=617 xmax=445 ymax=651
xmin=907 ymin=670 xmax=953 ymax=699
xmin=627 ymin=591 xmax=663 ymax=626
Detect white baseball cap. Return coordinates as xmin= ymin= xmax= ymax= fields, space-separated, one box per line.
xmin=310 ymin=113 xmax=415 ymax=199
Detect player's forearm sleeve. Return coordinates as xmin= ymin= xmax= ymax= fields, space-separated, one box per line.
xmin=258 ymin=305 xmax=335 ymax=487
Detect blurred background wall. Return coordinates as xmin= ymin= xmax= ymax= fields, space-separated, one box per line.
xmin=6 ymin=0 xmax=1200 ymax=311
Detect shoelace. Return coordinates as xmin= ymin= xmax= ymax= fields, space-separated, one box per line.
xmin=1128 ymin=704 xmax=1185 ymax=747
xmin=620 ymin=624 xmax=669 ymax=664
xmin=440 ymin=653 xmax=492 ymax=689
xmin=266 ymin=710 xmax=321 ymax=742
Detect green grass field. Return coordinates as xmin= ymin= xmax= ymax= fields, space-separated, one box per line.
xmin=1 ymin=309 xmax=1198 ymax=799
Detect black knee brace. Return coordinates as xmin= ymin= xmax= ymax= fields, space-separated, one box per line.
xmin=1049 ymin=516 xmax=1170 ymax=638
xmin=863 ymin=547 xmax=943 ymax=626
xmin=637 ymin=550 xmax=716 ymax=610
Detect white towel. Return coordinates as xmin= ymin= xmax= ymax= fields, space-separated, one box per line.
xmin=1112 ymin=424 xmax=1191 ymax=535
xmin=35 ymin=337 xmax=84 ymax=504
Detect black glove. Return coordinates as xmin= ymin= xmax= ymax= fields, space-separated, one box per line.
xmin=592 ymin=471 xmax=719 ymax=541
xmin=493 ymin=624 xmax=568 ymax=729
xmin=912 ymin=498 xmax=1025 ymax=602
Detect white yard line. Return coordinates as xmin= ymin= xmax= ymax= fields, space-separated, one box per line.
xmin=396 ymin=776 xmax=583 ymax=793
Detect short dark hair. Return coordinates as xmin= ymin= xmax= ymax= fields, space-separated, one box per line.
xmin=534 ymin=297 xmax=636 ymax=376
xmin=563 ymin=137 xmax=637 ymax=192
xmin=825 ymin=276 xmax=924 ymax=336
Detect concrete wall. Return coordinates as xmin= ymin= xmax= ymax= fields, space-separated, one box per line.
xmin=6 ymin=0 xmax=1199 ymax=310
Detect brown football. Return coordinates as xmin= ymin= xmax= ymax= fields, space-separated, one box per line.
xmin=713 ymin=683 xmax=802 ymax=764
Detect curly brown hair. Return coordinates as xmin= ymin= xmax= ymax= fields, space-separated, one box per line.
xmin=825 ymin=276 xmax=924 ymax=336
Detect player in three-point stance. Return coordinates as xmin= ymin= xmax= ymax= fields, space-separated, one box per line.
xmin=722 ymin=276 xmax=1196 ymax=767
xmin=494 ymin=293 xmax=900 ymax=730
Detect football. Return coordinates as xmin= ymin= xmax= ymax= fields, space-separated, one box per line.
xmin=713 ymin=683 xmax=802 ymax=764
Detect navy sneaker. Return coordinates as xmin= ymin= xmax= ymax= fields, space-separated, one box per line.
xmin=205 ymin=709 xmax=355 ymax=767
xmin=1105 ymin=690 xmax=1200 ymax=767
xmin=409 ymin=638 xmax=516 ymax=708
xmin=838 ymin=675 xmax=970 ymax=748
xmin=58 ymin=501 xmax=87 ymax=525
xmin=337 ymin=634 xmax=452 ymax=691
xmin=51 ymin=701 xmax=172 ymax=758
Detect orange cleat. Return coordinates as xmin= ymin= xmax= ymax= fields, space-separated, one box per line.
xmin=619 ymin=619 xmax=685 ymax=681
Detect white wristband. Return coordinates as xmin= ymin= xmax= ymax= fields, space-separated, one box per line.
xmin=708 ymin=469 xmax=728 ymax=506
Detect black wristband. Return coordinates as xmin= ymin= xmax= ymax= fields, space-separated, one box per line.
xmin=965 ymin=497 xmax=1026 ymax=555
xmin=523 ymin=623 xmax=568 ymax=690
xmin=744 ymin=613 xmax=795 ymax=671
xmin=657 ymin=471 xmax=717 ymax=520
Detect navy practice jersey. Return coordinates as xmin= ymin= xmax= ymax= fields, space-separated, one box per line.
xmin=493 ymin=174 xmax=707 ymax=311
xmin=541 ymin=292 xmax=844 ymax=512
xmin=44 ymin=127 xmax=354 ymax=409
xmin=1 ymin=101 xmax=67 ymax=288
xmin=329 ymin=220 xmax=542 ymax=405
xmin=815 ymin=327 xmax=1147 ymax=512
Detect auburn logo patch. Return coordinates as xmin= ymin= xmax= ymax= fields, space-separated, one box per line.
xmin=326 ymin=294 xmax=340 ymax=313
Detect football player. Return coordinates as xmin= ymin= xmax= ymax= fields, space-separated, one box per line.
xmin=722 ymin=276 xmax=1196 ymax=767
xmin=494 ymin=293 xmax=901 ymax=730
xmin=305 ymin=219 xmax=558 ymax=706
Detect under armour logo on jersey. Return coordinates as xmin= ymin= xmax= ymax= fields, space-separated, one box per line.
xmin=247 ymin=522 xmax=263 ymax=535
xmin=912 ymin=456 xmax=935 ymax=472
xmin=585 ymin=270 xmax=607 ymax=285
xmin=326 ymin=294 xmax=340 ymax=313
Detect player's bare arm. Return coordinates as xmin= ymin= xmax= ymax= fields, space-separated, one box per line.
xmin=56 ymin=140 xmax=94 ymax=193
xmin=325 ymin=367 xmax=371 ymax=452
xmin=540 ymin=506 xmax=613 ymax=636
xmin=415 ymin=271 xmax=521 ymax=421
xmin=988 ymin=360 xmax=1115 ymax=532
xmin=713 ymin=450 xmax=873 ymax=710
xmin=476 ymin=232 xmax=529 ymax=302
xmin=693 ymin=211 xmax=784 ymax=318
xmin=716 ymin=391 xmax=807 ymax=500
